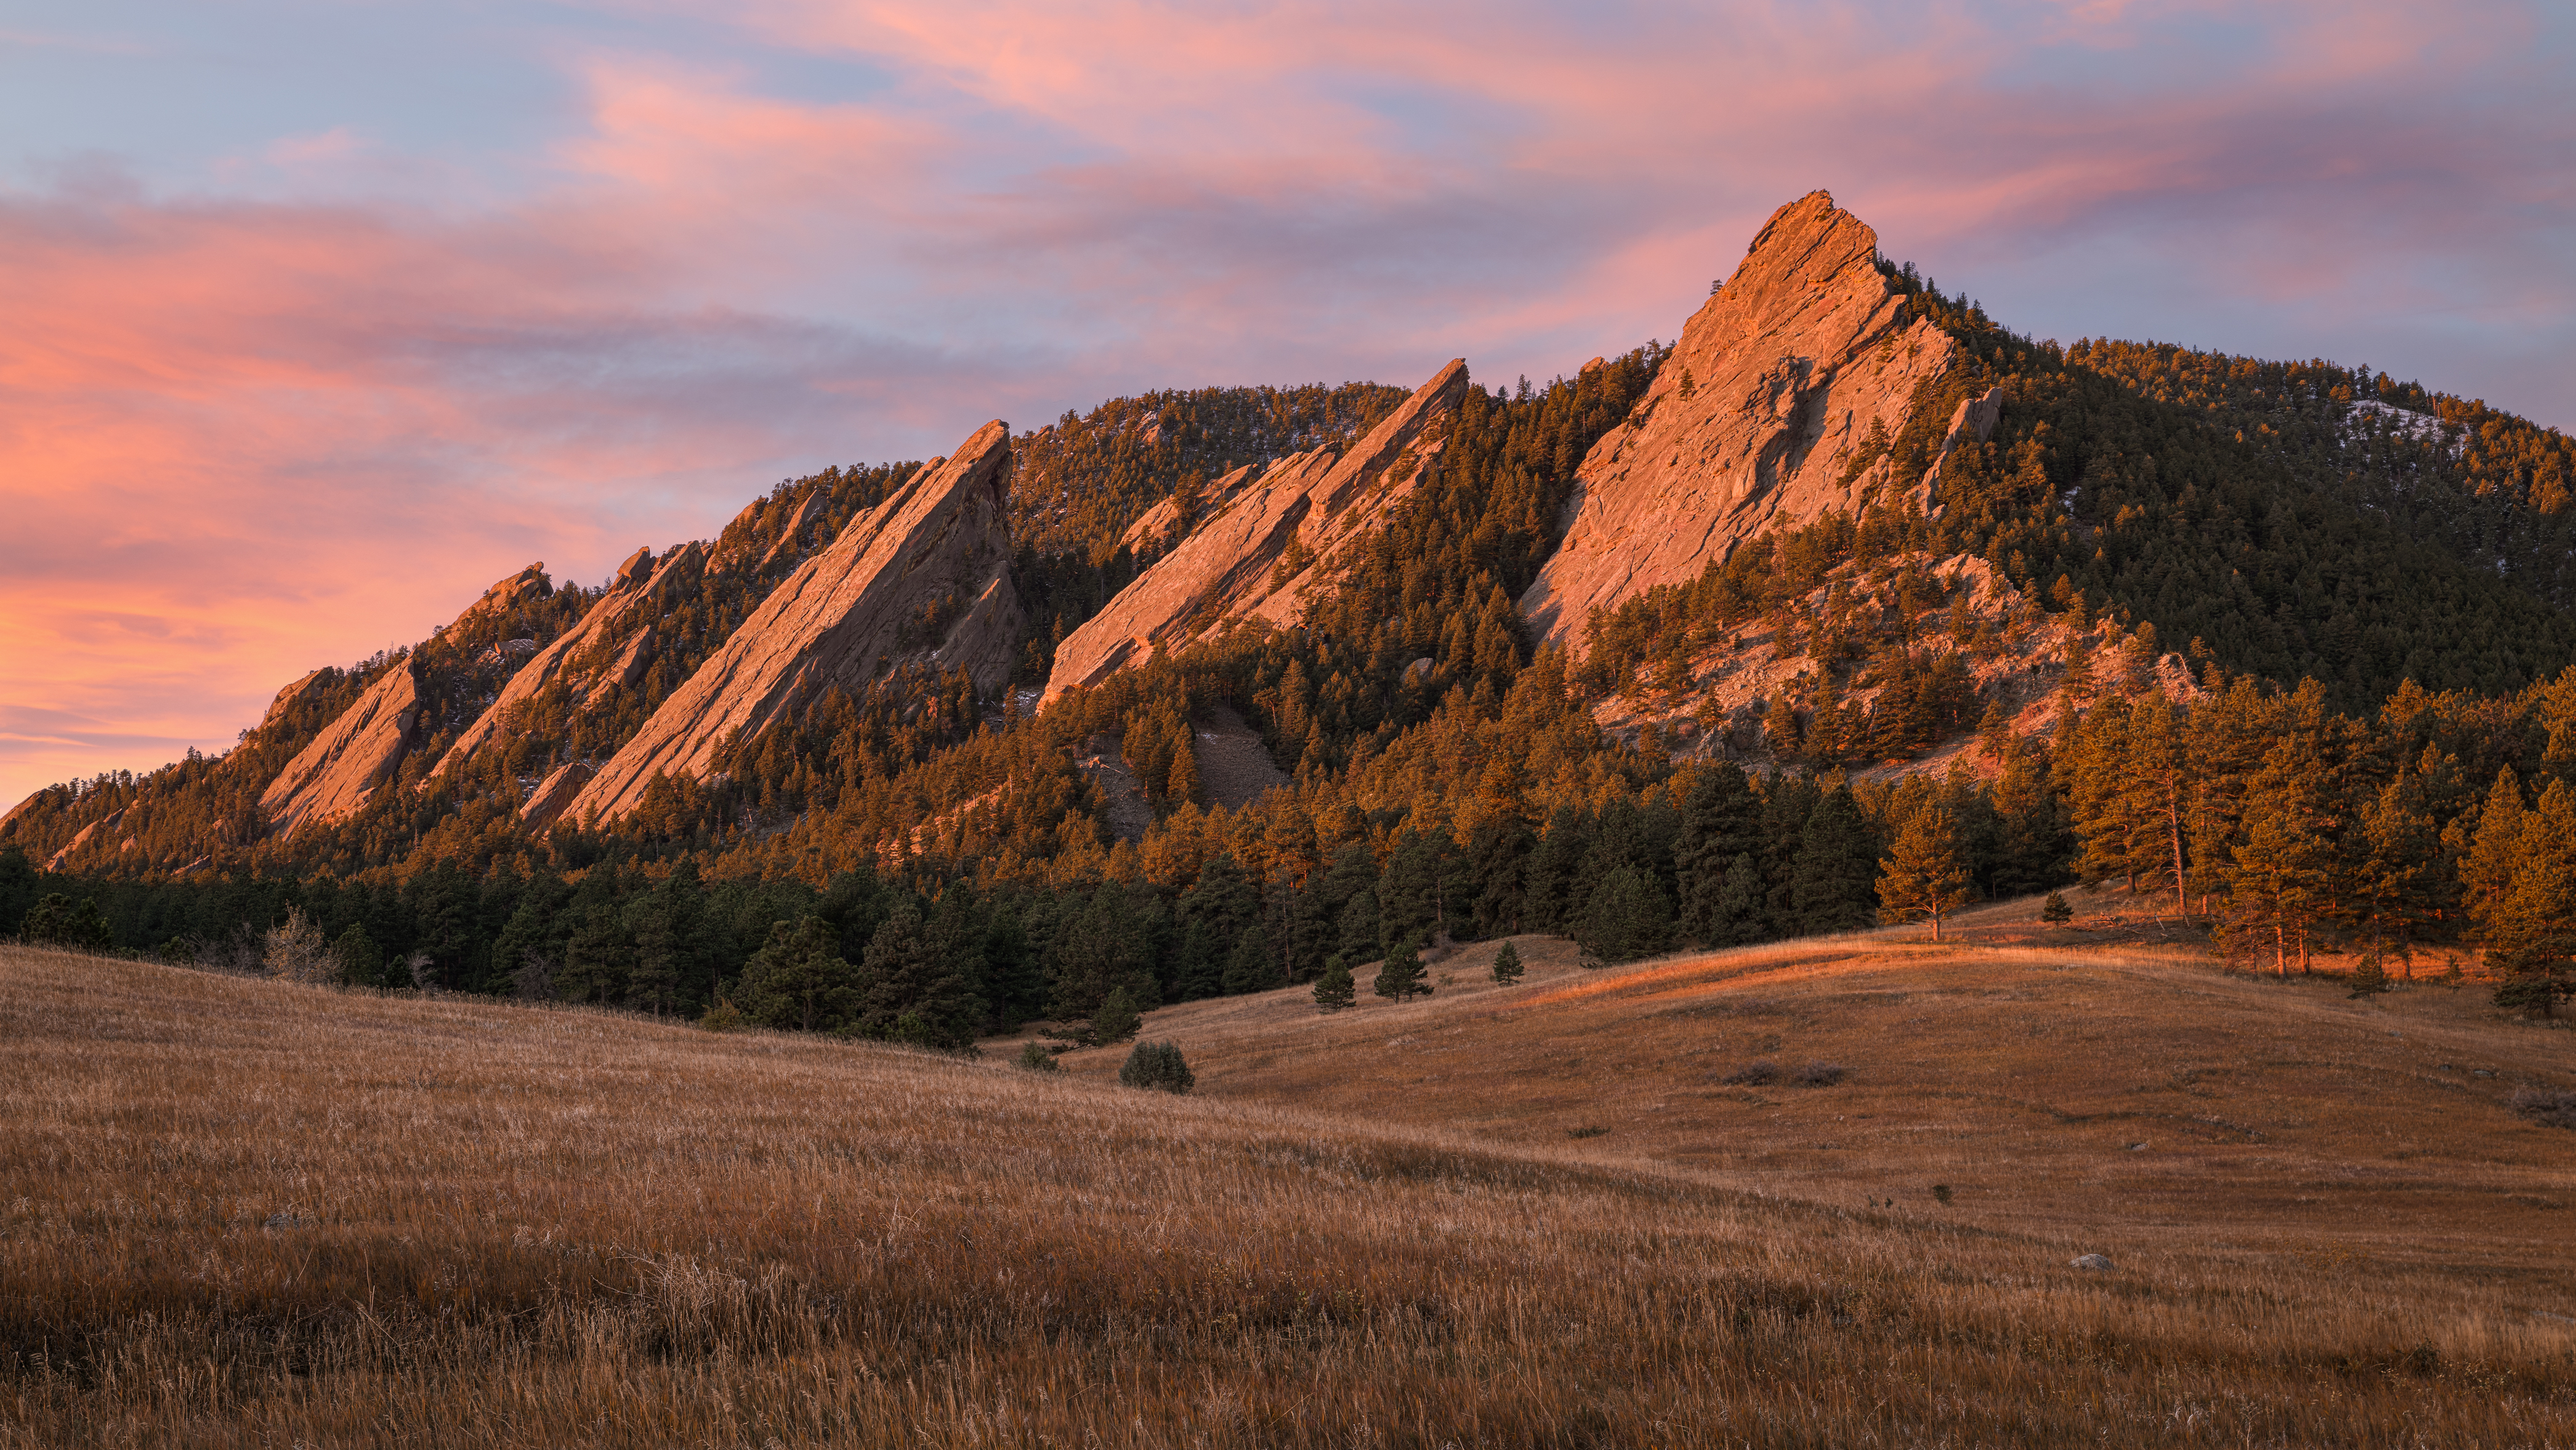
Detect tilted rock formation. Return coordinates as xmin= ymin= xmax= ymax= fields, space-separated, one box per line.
xmin=567 ymin=421 xmax=1022 ymax=826
xmin=519 ymin=762 xmax=595 ymax=832
xmin=1520 ymin=191 xmax=1984 ymax=650
xmin=434 ymin=542 xmax=706 ymax=789
xmin=259 ymin=658 xmax=422 ymax=834
xmin=1044 ymin=359 xmax=1471 ymax=702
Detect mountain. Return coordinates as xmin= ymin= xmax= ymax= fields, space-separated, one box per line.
xmin=14 ymin=187 xmax=2576 ymax=1037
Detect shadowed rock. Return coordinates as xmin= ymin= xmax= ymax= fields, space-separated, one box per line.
xmin=1521 ymin=191 xmax=1984 ymax=650
xmin=567 ymin=421 xmax=1022 ymax=826
xmin=1044 ymin=359 xmax=1470 ymax=703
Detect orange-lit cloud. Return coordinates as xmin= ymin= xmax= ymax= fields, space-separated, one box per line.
xmin=3 ymin=0 xmax=2569 ymax=810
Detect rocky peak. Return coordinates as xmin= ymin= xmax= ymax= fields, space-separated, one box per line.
xmin=1043 ymin=359 xmax=1471 ymax=703
xmin=1519 ymin=191 xmax=1969 ymax=650
xmin=567 ymin=420 xmax=1023 ymax=827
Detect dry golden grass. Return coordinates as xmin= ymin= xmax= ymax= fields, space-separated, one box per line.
xmin=7 ymin=930 xmax=2575 ymax=1447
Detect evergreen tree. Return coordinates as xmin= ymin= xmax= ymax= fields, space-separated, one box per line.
xmin=1878 ymin=804 xmax=1973 ymax=940
xmin=1709 ymin=853 xmax=1769 ymax=945
xmin=1490 ymin=940 xmax=1524 ymax=985
xmin=1674 ymin=763 xmax=1763 ymax=945
xmin=1378 ymin=829 xmax=1447 ymax=948
xmin=1522 ymin=805 xmax=1592 ymax=931
xmin=2482 ymin=778 xmax=2576 ymax=981
xmin=1466 ymin=818 xmax=1533 ymax=938
xmin=1336 ymin=888 xmax=1381 ymax=963
xmin=332 ymin=922 xmax=384 ymax=987
xmin=1373 ymin=934 xmax=1431 ymax=999
xmin=741 ymin=914 xmax=860 ymax=1033
xmin=1312 ymin=955 xmax=1357 ymax=1011
xmin=1091 ymin=984 xmax=1143 ymax=1044
xmin=1759 ymin=773 xmax=1823 ymax=933
xmin=1221 ymin=917 xmax=1277 ymax=996
xmin=1791 ymin=785 xmax=1880 ymax=934
xmin=1577 ymin=864 xmax=1674 ymax=963
xmin=851 ymin=903 xmax=987 ymax=1048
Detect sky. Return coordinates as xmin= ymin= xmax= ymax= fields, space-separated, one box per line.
xmin=5 ymin=0 xmax=2573 ymax=812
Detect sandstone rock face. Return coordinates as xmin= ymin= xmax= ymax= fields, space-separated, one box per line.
xmin=568 ymin=421 xmax=1022 ymax=826
xmin=259 ymin=659 xmax=422 ymax=834
xmin=44 ymin=808 xmax=124 ymax=871
xmin=434 ymin=542 xmax=705 ymax=789
xmin=1520 ymin=192 xmax=1966 ymax=650
xmin=1044 ymin=360 xmax=1471 ymax=703
xmin=519 ymin=762 xmax=595 ymax=832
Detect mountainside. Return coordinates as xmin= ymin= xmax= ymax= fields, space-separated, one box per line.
xmin=568 ymin=421 xmax=1021 ymax=827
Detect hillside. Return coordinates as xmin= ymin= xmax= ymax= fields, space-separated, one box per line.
xmin=1036 ymin=895 xmax=2576 ymax=1272
xmin=7 ymin=940 xmax=2572 ymax=1447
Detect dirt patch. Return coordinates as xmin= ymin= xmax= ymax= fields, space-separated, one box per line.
xmin=1193 ymin=701 xmax=1292 ymax=809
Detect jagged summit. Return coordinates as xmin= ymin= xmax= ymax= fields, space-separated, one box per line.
xmin=1043 ymin=359 xmax=1471 ymax=703
xmin=1520 ymin=191 xmax=1987 ymax=648
xmin=566 ymin=421 xmax=1022 ymax=826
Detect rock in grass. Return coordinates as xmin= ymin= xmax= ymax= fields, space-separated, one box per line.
xmin=2069 ymin=1253 xmax=2114 ymax=1271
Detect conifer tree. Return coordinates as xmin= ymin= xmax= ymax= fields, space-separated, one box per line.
xmin=1090 ymin=984 xmax=1143 ymax=1044
xmin=2482 ymin=778 xmax=2576 ymax=980
xmin=333 ymin=922 xmax=384 ymax=987
xmin=1791 ymin=785 xmax=1879 ymax=934
xmin=1336 ymin=888 xmax=1381 ymax=964
xmin=1490 ymin=940 xmax=1524 ymax=985
xmin=857 ymin=903 xmax=986 ymax=1049
xmin=1878 ymin=805 xmax=1972 ymax=940
xmin=1674 ymin=763 xmax=1763 ymax=945
xmin=1578 ymin=864 xmax=1674 ymax=963
xmin=742 ymin=914 xmax=860 ymax=1033
xmin=1373 ymin=934 xmax=1431 ymax=999
xmin=1312 ymin=955 xmax=1356 ymax=1011
xmin=1710 ymin=854 xmax=1769 ymax=945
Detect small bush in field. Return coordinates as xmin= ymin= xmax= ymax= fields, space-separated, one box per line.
xmin=698 ymin=999 xmax=745 ymax=1032
xmin=1795 ymin=1061 xmax=1847 ymax=1087
xmin=1722 ymin=1061 xmax=1779 ymax=1086
xmin=2041 ymin=892 xmax=2073 ymax=924
xmin=1120 ymin=1041 xmax=1194 ymax=1094
xmin=1015 ymin=1042 xmax=1060 ymax=1073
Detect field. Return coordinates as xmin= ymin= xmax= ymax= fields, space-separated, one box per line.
xmin=7 ymin=903 xmax=2576 ymax=1447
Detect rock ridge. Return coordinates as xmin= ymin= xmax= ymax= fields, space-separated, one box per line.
xmin=567 ymin=420 xmax=1022 ymax=826
xmin=259 ymin=658 xmax=422 ymax=834
xmin=1043 ymin=359 xmax=1471 ymax=703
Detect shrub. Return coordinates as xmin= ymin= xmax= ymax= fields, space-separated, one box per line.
xmin=1120 ymin=1041 xmax=1195 ymax=1094
xmin=1015 ymin=1042 xmax=1061 ymax=1073
xmin=1491 ymin=941 xmax=1524 ymax=985
xmin=2041 ymin=892 xmax=2073 ymax=924
xmin=2509 ymin=1086 xmax=2576 ymax=1129
xmin=1722 ymin=1060 xmax=1780 ymax=1086
xmin=2349 ymin=956 xmax=2392 ymax=998
xmin=698 ymin=999 xmax=745 ymax=1032
xmin=22 ymin=892 xmax=111 ymax=951
xmin=264 ymin=907 xmax=339 ymax=985
xmin=1794 ymin=1061 xmax=1847 ymax=1087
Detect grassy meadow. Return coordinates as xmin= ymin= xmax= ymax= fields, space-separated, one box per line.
xmin=6 ymin=908 xmax=2576 ymax=1446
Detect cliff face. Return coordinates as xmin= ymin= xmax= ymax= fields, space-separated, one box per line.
xmin=257 ymin=658 xmax=422 ymax=834
xmin=1043 ymin=359 xmax=1471 ymax=702
xmin=433 ymin=541 xmax=706 ymax=794
xmin=567 ymin=421 xmax=1021 ymax=826
xmin=1520 ymin=191 xmax=1979 ymax=650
